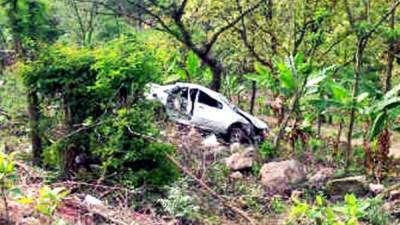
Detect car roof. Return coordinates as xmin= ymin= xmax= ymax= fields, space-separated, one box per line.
xmin=176 ymin=82 xmax=222 ymax=99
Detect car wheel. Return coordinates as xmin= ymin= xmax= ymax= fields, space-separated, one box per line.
xmin=229 ymin=127 xmax=246 ymax=143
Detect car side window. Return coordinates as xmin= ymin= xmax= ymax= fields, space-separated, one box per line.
xmin=198 ymin=91 xmax=222 ymax=109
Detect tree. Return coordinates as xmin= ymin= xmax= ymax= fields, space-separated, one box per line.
xmin=86 ymin=0 xmax=266 ymax=91
xmin=1 ymin=0 xmax=60 ymax=166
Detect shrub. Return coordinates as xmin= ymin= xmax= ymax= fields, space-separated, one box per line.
xmin=19 ymin=36 xmax=178 ymax=185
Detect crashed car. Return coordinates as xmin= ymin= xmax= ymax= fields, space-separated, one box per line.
xmin=146 ymin=82 xmax=269 ymax=143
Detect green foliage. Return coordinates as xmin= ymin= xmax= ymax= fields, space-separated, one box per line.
xmin=0 ymin=152 xmax=16 ymax=190
xmin=271 ymin=196 xmax=286 ymax=214
xmin=19 ymin=186 xmax=69 ymax=220
xmin=92 ymin=105 xmax=178 ymax=186
xmin=164 ymin=50 xmax=212 ymax=85
xmin=1 ymin=0 xmax=60 ymax=53
xmin=19 ymin=36 xmax=178 ymax=186
xmin=259 ymin=140 xmax=277 ymax=160
xmin=287 ymin=194 xmax=390 ymax=225
xmin=367 ymin=83 xmax=400 ymax=140
xmin=158 ymin=179 xmax=199 ymax=220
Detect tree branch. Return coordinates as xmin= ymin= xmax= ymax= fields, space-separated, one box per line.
xmin=204 ymin=0 xmax=265 ymax=54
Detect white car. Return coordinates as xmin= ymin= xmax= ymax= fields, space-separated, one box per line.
xmin=146 ymin=82 xmax=269 ymax=143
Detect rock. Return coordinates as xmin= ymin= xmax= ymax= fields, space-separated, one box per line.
xmin=326 ymin=176 xmax=368 ymax=197
xmin=230 ymin=171 xmax=244 ymax=180
xmin=390 ymin=190 xmax=400 ymax=200
xmin=260 ymin=159 xmax=306 ymax=192
xmin=230 ymin=142 xmax=242 ymax=153
xmin=369 ymin=183 xmax=385 ymax=194
xmin=202 ymin=134 xmax=220 ymax=147
xmin=83 ymin=195 xmax=103 ymax=206
xmin=225 ymin=152 xmax=254 ymax=171
xmin=308 ymin=167 xmax=334 ymax=187
xmin=291 ymin=190 xmax=303 ymax=199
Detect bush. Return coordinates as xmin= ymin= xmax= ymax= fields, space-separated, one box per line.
xmin=19 ymin=36 xmax=178 ymax=185
xmin=92 ymin=105 xmax=178 ymax=186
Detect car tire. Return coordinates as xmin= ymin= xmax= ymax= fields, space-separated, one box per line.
xmin=229 ymin=127 xmax=247 ymax=144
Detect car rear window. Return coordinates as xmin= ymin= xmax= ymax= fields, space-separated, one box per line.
xmin=198 ymin=91 xmax=222 ymax=109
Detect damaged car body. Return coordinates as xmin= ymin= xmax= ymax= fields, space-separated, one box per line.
xmin=146 ymin=82 xmax=269 ymax=144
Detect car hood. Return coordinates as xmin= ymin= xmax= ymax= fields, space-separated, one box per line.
xmin=145 ymin=83 xmax=171 ymax=105
xmin=236 ymin=109 xmax=269 ymax=130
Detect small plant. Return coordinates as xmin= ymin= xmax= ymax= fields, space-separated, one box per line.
xmin=287 ymin=194 xmax=383 ymax=225
xmin=19 ymin=186 xmax=69 ymax=224
xmin=259 ymin=140 xmax=278 ymax=160
xmin=271 ymin=196 xmax=286 ymax=214
xmin=158 ymin=179 xmax=199 ymax=221
xmin=0 ymin=152 xmax=17 ymax=221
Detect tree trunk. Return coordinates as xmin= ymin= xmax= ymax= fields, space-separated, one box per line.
xmin=346 ymin=38 xmax=367 ymax=167
xmin=385 ymin=6 xmax=396 ymax=92
xmin=60 ymin=104 xmax=79 ymax=178
xmin=250 ymin=81 xmax=257 ymax=115
xmin=28 ymin=91 xmax=42 ymax=166
xmin=208 ymin=58 xmax=222 ymax=91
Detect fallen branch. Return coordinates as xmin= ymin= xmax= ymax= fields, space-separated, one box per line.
xmin=166 ymin=155 xmax=256 ymax=224
xmin=126 ymin=127 xmax=257 ymax=224
xmin=377 ymin=182 xmax=400 ymax=199
xmin=53 ymin=180 xmax=138 ymax=195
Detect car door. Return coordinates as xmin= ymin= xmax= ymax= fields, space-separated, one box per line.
xmin=165 ymin=86 xmax=191 ymax=124
xmin=191 ymin=90 xmax=225 ymax=132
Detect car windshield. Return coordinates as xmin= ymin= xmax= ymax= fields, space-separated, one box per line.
xmin=218 ymin=95 xmax=237 ymax=111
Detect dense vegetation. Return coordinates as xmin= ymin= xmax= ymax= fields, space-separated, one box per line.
xmin=0 ymin=0 xmax=400 ymax=224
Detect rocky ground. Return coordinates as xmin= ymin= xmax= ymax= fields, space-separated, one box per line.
xmin=1 ymin=122 xmax=400 ymax=224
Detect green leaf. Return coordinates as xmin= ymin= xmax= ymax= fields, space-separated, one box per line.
xmin=254 ymin=63 xmax=269 ymax=77
xmin=330 ymin=84 xmax=350 ymax=103
xmin=373 ymin=97 xmax=400 ymax=113
xmin=278 ymin=62 xmax=296 ymax=92
xmin=356 ymin=92 xmax=369 ymax=103
xmin=368 ymin=112 xmax=386 ymax=141
xmin=186 ymin=51 xmax=200 ymax=77
xmin=306 ymin=74 xmax=326 ymax=88
xmin=163 ymin=74 xmax=181 ymax=84
xmin=384 ymin=83 xmax=400 ymax=100
xmin=244 ymin=73 xmax=260 ymax=82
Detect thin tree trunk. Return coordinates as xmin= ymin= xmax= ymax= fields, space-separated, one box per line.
xmin=385 ymin=6 xmax=396 ymax=92
xmin=28 ymin=91 xmax=42 ymax=166
xmin=250 ymin=81 xmax=257 ymax=115
xmin=317 ymin=113 xmax=323 ymax=137
xmin=346 ymin=38 xmax=367 ymax=167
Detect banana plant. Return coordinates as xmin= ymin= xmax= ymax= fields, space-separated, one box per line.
xmin=367 ymin=83 xmax=400 ymax=141
xmin=163 ymin=51 xmax=212 ymax=86
xmin=221 ymin=75 xmax=245 ymax=103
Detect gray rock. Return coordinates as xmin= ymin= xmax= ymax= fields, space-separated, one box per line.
xmin=202 ymin=134 xmax=220 ymax=148
xmin=225 ymin=152 xmax=254 ymax=171
xmin=230 ymin=171 xmax=244 ymax=180
xmin=260 ymin=159 xmax=306 ymax=192
xmin=369 ymin=183 xmax=384 ymax=194
xmin=326 ymin=176 xmax=368 ymax=197
xmin=390 ymin=190 xmax=400 ymax=200
xmin=308 ymin=167 xmax=335 ymax=186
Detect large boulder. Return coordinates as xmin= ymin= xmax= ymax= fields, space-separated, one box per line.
xmin=326 ymin=176 xmax=368 ymax=197
xmin=260 ymin=159 xmax=306 ymax=192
